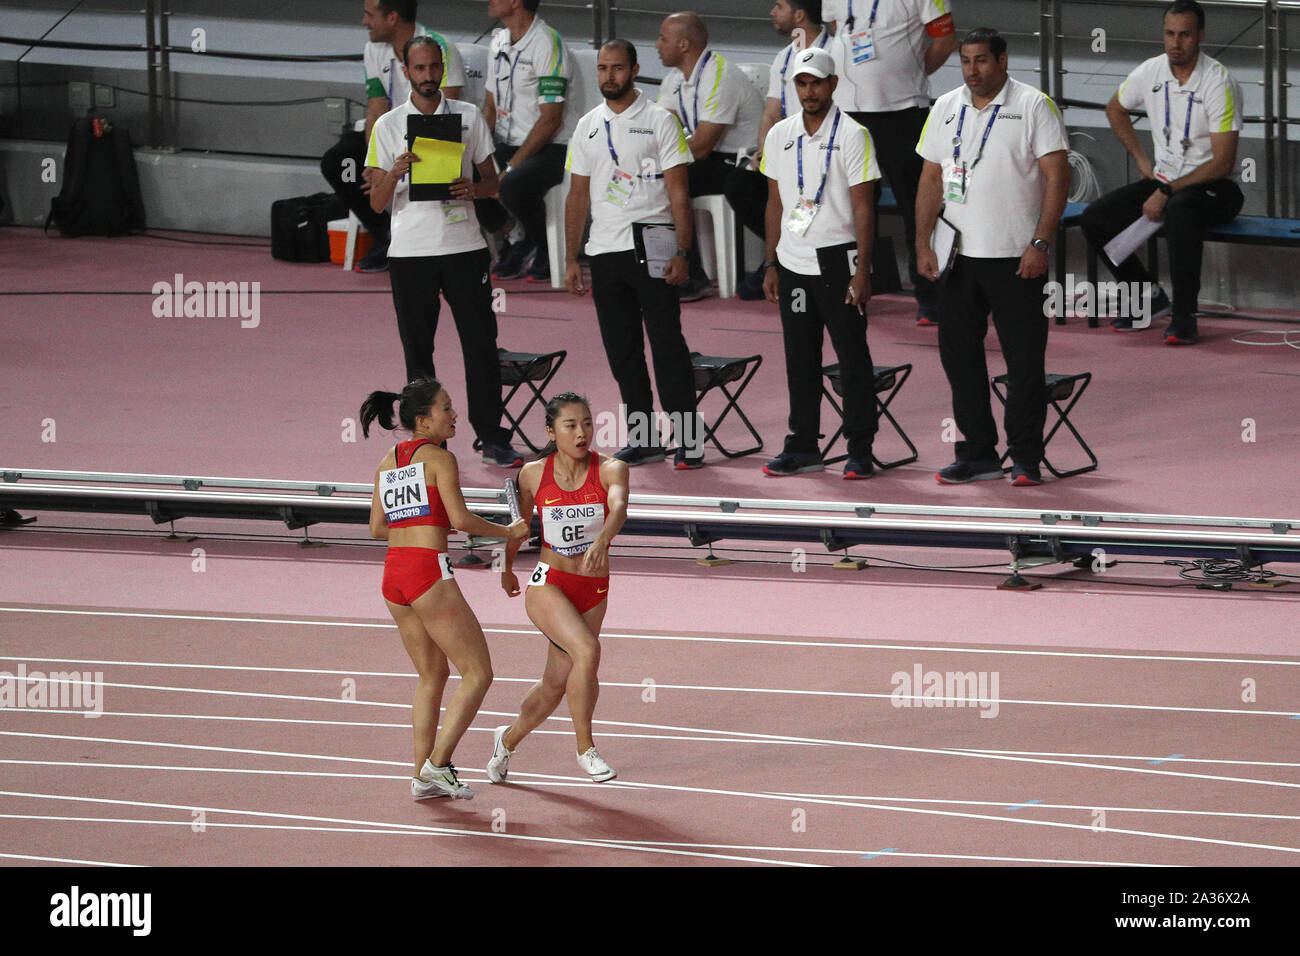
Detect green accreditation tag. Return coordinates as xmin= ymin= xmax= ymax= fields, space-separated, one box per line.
xmin=537 ymin=76 xmax=568 ymax=98
xmin=442 ymin=203 xmax=470 ymax=224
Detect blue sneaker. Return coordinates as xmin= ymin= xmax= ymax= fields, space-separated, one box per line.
xmin=614 ymin=444 xmax=666 ymax=466
xmin=935 ymin=459 xmax=1003 ymax=484
xmin=762 ymin=451 xmax=824 ymax=476
xmin=481 ymin=442 xmax=523 ymax=468
xmin=1010 ymin=461 xmax=1043 ymax=486
xmin=843 ymin=457 xmax=874 ymax=479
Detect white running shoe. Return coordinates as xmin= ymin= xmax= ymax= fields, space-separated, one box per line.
xmin=486 ymin=725 xmax=514 ymax=784
xmin=411 ymin=776 xmax=451 ymax=800
xmin=417 ymin=759 xmax=475 ymax=800
xmin=577 ymin=746 xmax=617 ymax=782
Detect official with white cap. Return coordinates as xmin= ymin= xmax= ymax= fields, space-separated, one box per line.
xmin=759 ymin=46 xmax=882 ymax=480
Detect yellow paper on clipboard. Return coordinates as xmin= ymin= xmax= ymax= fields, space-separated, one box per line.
xmin=410 ymin=136 xmax=464 ymax=185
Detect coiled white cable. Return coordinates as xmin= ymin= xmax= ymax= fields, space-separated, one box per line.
xmin=1067 ymin=132 xmax=1103 ymax=203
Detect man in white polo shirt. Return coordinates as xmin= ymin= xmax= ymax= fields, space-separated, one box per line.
xmin=656 ymin=11 xmax=764 ymax=301
xmin=727 ymin=0 xmax=834 ymax=300
xmin=916 ymin=27 xmax=1069 ymax=487
xmin=824 ymin=0 xmax=958 ymax=325
xmin=367 ymin=36 xmax=523 ymax=468
xmin=321 ymin=0 xmax=466 ymax=273
xmin=483 ymin=0 xmax=575 ymax=283
xmin=565 ymin=39 xmax=703 ymax=469
xmin=1080 ymin=0 xmax=1243 ymax=345
xmin=759 ymin=46 xmax=881 ymax=479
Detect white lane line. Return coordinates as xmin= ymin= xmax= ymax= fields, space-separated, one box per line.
xmin=0 ymin=814 xmax=1163 ymax=867
xmin=0 ymin=791 xmax=817 ymax=868
xmin=599 ymin=780 xmax=1300 ymax=857
xmin=8 ymin=760 xmax=1297 ymax=825
xmin=951 ymin=748 xmax=1300 ymax=769
xmin=0 ymin=710 xmax=818 ymax=747
xmin=6 ymin=716 xmax=1299 ymax=793
xmin=583 ymin=839 xmax=1170 ymax=867
xmin=3 ymin=732 xmax=1296 ymax=857
xmin=0 ymin=851 xmax=138 ymax=867
xmin=4 ymin=674 xmax=1296 ymax=720
xmin=3 ymin=607 xmax=1297 ymax=667
xmin=764 ymin=791 xmax=1300 ymax=822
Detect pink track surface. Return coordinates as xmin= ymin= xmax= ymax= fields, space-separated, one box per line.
xmin=1 ymin=228 xmax=1298 ymax=867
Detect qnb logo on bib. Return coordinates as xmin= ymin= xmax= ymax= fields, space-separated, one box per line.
xmin=380 ymin=464 xmax=431 ymax=523
xmin=545 ymin=503 xmax=605 ymax=556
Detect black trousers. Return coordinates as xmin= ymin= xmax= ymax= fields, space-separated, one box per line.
xmin=848 ymin=107 xmax=936 ymax=311
xmin=389 ymin=248 xmax=509 ymax=447
xmin=480 ymin=141 xmax=568 ymax=253
xmin=938 ymin=256 xmax=1048 ymax=465
xmin=1078 ymin=178 xmax=1244 ymax=317
xmin=722 ymin=166 xmax=767 ymax=246
xmin=777 ymin=263 xmax=877 ymax=461
xmin=321 ymin=129 xmax=389 ymax=236
xmin=589 ymin=251 xmax=698 ymax=447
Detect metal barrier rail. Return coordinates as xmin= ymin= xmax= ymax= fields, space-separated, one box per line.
xmin=4 ymin=469 xmax=1299 ymax=570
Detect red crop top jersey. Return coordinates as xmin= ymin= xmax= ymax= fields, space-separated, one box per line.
xmin=380 ymin=439 xmax=451 ymax=529
xmin=536 ymin=453 xmax=609 ymax=558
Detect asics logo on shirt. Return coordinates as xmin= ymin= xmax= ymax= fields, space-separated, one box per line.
xmin=784 ymin=140 xmax=794 ymax=150
xmin=944 ymin=113 xmax=955 ymax=124
xmin=588 ymin=128 xmax=599 ymax=138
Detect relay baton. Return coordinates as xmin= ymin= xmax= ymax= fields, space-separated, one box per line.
xmin=504 ymin=478 xmax=522 ymax=522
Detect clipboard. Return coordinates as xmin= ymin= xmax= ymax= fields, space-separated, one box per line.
xmin=815 ymin=241 xmax=862 ymax=289
xmin=632 ymin=221 xmax=678 ymax=279
xmin=931 ymin=212 xmax=960 ymax=280
xmin=407 ymin=113 xmax=462 ymax=201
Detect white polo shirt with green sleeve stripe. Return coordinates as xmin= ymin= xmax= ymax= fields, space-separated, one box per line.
xmin=1116 ymin=53 xmax=1242 ymax=181
xmin=761 ymin=105 xmax=880 ymax=275
xmin=916 ymin=76 xmax=1067 ymax=258
xmin=658 ymin=47 xmax=763 ymax=156
xmin=487 ymin=16 xmax=574 ymax=147
xmin=364 ymin=25 xmax=467 ymax=109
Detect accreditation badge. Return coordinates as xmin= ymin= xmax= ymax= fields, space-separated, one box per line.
xmin=785 ymin=198 xmax=819 ymax=237
xmin=1153 ymin=152 xmax=1182 ymax=184
xmin=603 ymin=168 xmax=635 ymax=208
xmin=944 ymin=163 xmax=968 ymax=204
xmin=442 ymin=203 xmax=470 ymax=224
xmin=850 ymin=28 xmax=877 ymax=64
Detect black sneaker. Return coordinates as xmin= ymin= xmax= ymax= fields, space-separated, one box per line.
xmin=1010 ymin=461 xmax=1043 ymax=486
xmin=1164 ymin=314 xmax=1199 ymax=345
xmin=935 ymin=459 xmax=1003 ymax=484
xmin=762 ymin=451 xmax=824 ymax=476
xmin=492 ymin=241 xmax=535 ymax=280
xmin=481 ymin=442 xmax=524 ymax=468
xmin=524 ymin=249 xmax=551 ymax=283
xmin=673 ymin=448 xmax=705 ymax=470
xmin=678 ymin=277 xmax=711 ymax=302
xmin=614 ymin=444 xmax=666 ymax=466
xmin=356 ymin=233 xmax=390 ymax=272
xmin=916 ymin=305 xmax=938 ymax=327
xmin=1111 ymin=288 xmax=1169 ymax=331
xmin=736 ymin=267 xmax=766 ymax=301
xmin=843 ymin=457 xmax=874 ymax=479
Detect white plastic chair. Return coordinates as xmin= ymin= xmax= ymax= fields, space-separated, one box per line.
xmin=693 ymin=194 xmax=737 ymax=299
xmin=542 ymin=170 xmax=570 ymax=289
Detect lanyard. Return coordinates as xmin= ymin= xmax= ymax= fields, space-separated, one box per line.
xmin=495 ymin=49 xmax=523 ymax=115
xmin=796 ymin=110 xmax=841 ymax=204
xmin=1163 ymin=81 xmax=1195 ymax=151
xmin=845 ymin=0 xmax=880 ymax=31
xmin=779 ymin=31 xmax=830 ymax=117
xmin=603 ymin=117 xmax=665 ymax=179
xmin=677 ymin=50 xmax=713 ymax=135
xmin=953 ymin=103 xmax=1000 ymax=171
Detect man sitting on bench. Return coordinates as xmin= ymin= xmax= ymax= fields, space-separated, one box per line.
xmin=1079 ymin=0 xmax=1243 ymax=345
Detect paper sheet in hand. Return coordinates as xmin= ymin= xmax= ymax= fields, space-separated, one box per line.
xmin=633 ymin=222 xmax=678 ymax=279
xmin=1103 ymin=216 xmax=1161 ymax=268
xmin=411 ymin=137 xmax=464 ymax=185
xmin=930 ymin=215 xmax=959 ymax=278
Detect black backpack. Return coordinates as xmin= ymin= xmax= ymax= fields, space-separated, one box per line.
xmin=46 ymin=118 xmax=146 ymax=237
xmin=270 ymin=193 xmax=347 ymax=262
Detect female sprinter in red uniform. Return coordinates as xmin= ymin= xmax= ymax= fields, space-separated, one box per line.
xmin=490 ymin=393 xmax=629 ymax=783
xmin=361 ymin=378 xmax=528 ymax=800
